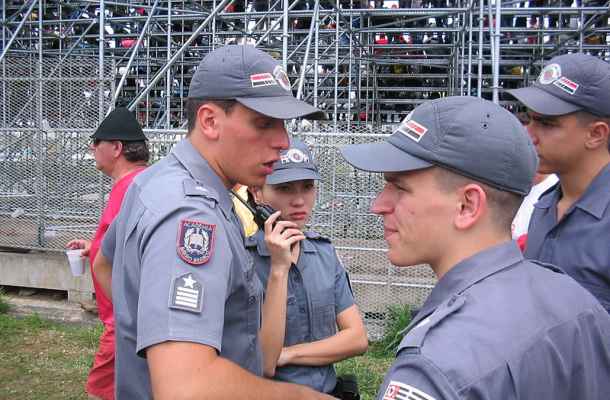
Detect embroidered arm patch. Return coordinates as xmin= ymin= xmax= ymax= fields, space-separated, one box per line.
xmin=177 ymin=219 xmax=215 ymax=265
xmin=169 ymin=273 xmax=203 ymax=314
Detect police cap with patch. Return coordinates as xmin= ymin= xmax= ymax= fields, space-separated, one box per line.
xmin=266 ymin=138 xmax=320 ymax=184
xmin=340 ymin=96 xmax=538 ymax=196
xmin=188 ymin=45 xmax=326 ymax=120
xmin=508 ymin=53 xmax=610 ymax=117
xmin=91 ymin=107 xmax=147 ymax=141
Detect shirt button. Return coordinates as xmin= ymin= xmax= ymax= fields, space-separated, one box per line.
xmin=448 ymin=296 xmax=457 ymax=306
xmin=299 ymin=306 xmax=306 ymax=313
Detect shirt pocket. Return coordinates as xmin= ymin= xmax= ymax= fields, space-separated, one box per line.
xmin=311 ymin=292 xmax=336 ymax=340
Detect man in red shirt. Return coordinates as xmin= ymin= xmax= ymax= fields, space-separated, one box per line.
xmin=67 ymin=107 xmax=149 ymax=400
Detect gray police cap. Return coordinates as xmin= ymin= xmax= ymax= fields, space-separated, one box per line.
xmin=340 ymin=96 xmax=538 ymax=196
xmin=266 ymin=138 xmax=320 ymax=185
xmin=188 ymin=45 xmax=326 ymax=120
xmin=508 ymin=53 xmax=610 ymax=117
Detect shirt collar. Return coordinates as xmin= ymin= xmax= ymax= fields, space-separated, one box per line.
xmin=409 ymin=241 xmax=523 ymax=328
xmin=171 ymin=138 xmax=233 ymax=217
xmin=573 ymin=163 xmax=610 ymax=219
xmin=534 ymin=163 xmax=610 ymax=220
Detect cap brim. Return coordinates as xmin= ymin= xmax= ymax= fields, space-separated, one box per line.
xmin=340 ymin=142 xmax=432 ymax=172
xmin=508 ymin=86 xmax=582 ymax=116
xmin=237 ymin=96 xmax=327 ymax=120
xmin=266 ymin=168 xmax=321 ymax=184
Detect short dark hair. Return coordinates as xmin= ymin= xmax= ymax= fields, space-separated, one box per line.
xmin=121 ymin=141 xmax=150 ymax=163
xmin=185 ymin=98 xmax=238 ymax=133
xmin=434 ymin=168 xmax=523 ymax=232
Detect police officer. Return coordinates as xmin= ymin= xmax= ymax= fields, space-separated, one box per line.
xmin=246 ymin=138 xmax=368 ymax=397
xmin=508 ymin=53 xmax=610 ymax=313
xmin=340 ymin=96 xmax=610 ymax=399
xmin=97 ymin=45 xmax=333 ymax=399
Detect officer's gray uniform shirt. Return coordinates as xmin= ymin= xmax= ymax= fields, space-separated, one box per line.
xmin=102 ymin=139 xmax=263 ymax=399
xmin=377 ymin=242 xmax=610 ymax=400
xmin=246 ymin=230 xmax=354 ymax=393
xmin=525 ymin=163 xmax=610 ymax=312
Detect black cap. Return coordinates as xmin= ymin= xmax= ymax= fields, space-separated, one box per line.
xmin=91 ymin=107 xmax=147 ymax=141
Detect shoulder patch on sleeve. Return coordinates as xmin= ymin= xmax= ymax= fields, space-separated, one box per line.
xmin=177 ymin=219 xmax=215 ymax=265
xmin=169 ymin=273 xmax=204 ymax=313
xmin=383 ymin=380 xmax=436 ymax=400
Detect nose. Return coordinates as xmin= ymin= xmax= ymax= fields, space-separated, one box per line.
xmin=272 ymin=123 xmax=290 ymax=150
xmin=526 ymin=124 xmax=539 ymax=145
xmin=291 ymin=192 xmax=305 ymax=206
xmin=370 ymin=188 xmax=392 ymax=215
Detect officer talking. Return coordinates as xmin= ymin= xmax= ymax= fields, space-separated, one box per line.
xmin=340 ymin=96 xmax=610 ymax=400
xmin=508 ymin=53 xmax=610 ymax=313
xmin=98 ymin=45 xmax=333 ymax=399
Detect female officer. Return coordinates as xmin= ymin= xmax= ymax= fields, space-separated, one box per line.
xmin=246 ymin=138 xmax=368 ymax=398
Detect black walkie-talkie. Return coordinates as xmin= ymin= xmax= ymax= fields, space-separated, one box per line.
xmin=230 ymin=189 xmax=281 ymax=230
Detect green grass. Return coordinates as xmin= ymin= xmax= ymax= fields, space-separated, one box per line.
xmin=0 ymin=314 xmax=102 ymax=400
xmin=0 ymin=313 xmax=396 ymax=399
xmin=0 ymin=289 xmax=9 ymax=315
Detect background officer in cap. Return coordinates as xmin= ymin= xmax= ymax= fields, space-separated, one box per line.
xmin=246 ymin=138 xmax=368 ymax=398
xmin=508 ymin=53 xmax=610 ymax=313
xmin=95 ymin=45 xmax=332 ymax=399
xmin=66 ymin=107 xmax=149 ymax=400
xmin=340 ymin=96 xmax=610 ymax=400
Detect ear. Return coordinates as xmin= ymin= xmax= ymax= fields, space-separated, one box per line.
xmin=196 ymin=103 xmax=223 ymax=141
xmin=584 ymin=120 xmax=610 ymax=150
xmin=112 ymin=141 xmax=123 ymax=158
xmin=454 ymin=184 xmax=487 ymax=230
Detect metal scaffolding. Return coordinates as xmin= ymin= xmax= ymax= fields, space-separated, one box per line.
xmin=1 ymin=0 xmax=609 ymax=335
xmin=1 ymin=1 xmax=608 ymax=129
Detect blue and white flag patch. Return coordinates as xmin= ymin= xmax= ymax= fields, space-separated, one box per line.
xmin=169 ymin=273 xmax=203 ymax=313
xmin=177 ymin=219 xmax=215 ymax=266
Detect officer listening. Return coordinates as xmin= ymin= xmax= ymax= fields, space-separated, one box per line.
xmin=340 ymin=96 xmax=610 ymax=400
xmin=246 ymin=138 xmax=368 ymax=398
xmin=508 ymin=53 xmax=610 ymax=313
xmin=96 ymin=45 xmax=333 ymax=399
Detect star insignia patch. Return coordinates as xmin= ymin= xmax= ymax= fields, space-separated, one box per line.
xmin=169 ymin=273 xmax=204 ymax=313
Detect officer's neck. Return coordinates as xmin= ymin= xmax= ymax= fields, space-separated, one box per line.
xmin=431 ymin=228 xmax=510 ymax=280
xmin=558 ymin=153 xmax=610 ymax=207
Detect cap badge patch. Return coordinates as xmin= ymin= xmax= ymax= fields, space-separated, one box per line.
xmin=538 ymin=63 xmax=562 ymax=85
xmin=273 ymin=65 xmax=291 ymax=91
xmin=177 ymin=220 xmax=215 ymax=265
xmin=383 ymin=381 xmax=436 ymax=400
xmin=553 ymin=76 xmax=579 ymax=95
xmin=250 ymin=72 xmax=277 ymax=88
xmin=281 ymin=148 xmax=309 ymax=164
xmin=397 ymin=117 xmax=428 ymax=143
xmin=169 ymin=273 xmax=203 ymax=313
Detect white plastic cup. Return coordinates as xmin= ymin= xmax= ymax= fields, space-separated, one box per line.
xmin=65 ymin=249 xmax=86 ymax=276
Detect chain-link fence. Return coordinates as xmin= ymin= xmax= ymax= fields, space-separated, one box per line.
xmin=0 ymin=71 xmax=433 ymax=335
xmin=295 ymin=126 xmax=435 ymax=338
xmin=0 ymin=54 xmax=113 ymax=251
